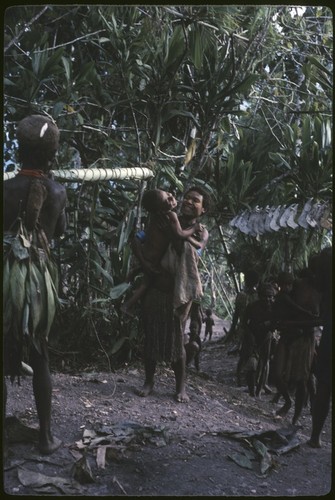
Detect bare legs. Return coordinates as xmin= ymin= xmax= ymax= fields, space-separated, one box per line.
xmin=308 ymin=382 xmax=331 ymax=448
xmin=4 ymin=345 xmax=61 ymax=455
xmin=172 ymin=347 xmax=189 ymax=402
xmin=29 ymin=346 xmax=61 ymax=454
xmin=137 ymin=353 xmax=189 ymax=402
xmin=138 ymin=298 xmax=191 ymax=402
xmin=136 ymin=359 xmax=156 ymax=397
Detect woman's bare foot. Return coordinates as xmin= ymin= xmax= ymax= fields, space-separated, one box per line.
xmin=39 ymin=436 xmax=62 ymax=455
xmin=136 ymin=382 xmax=154 ymax=397
xmin=174 ymin=390 xmax=189 ymax=403
xmin=307 ymin=437 xmax=322 ymax=448
xmin=276 ymin=401 xmax=291 ymax=417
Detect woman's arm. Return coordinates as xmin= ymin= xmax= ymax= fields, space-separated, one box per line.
xmin=188 ymin=226 xmax=209 ymax=252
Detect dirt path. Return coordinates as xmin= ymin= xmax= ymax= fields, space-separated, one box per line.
xmin=3 ymin=315 xmax=332 ymax=496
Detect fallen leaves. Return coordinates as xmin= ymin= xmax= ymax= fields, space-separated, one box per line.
xmin=223 ymin=425 xmax=302 ymax=475
xmin=18 ymin=467 xmax=84 ymax=495
xmin=70 ymin=420 xmax=169 ymax=483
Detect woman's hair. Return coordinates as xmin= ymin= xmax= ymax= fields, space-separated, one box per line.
xmin=17 ymin=114 xmax=59 ymax=169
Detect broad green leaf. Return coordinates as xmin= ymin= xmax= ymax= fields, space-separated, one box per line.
xmin=91 ymin=260 xmax=115 ymax=286
xmin=61 ymin=56 xmax=71 ymax=82
xmin=228 ymin=452 xmax=253 ymax=470
xmin=110 ymin=336 xmax=127 ymax=354
xmin=109 ymin=282 xmax=131 ymax=299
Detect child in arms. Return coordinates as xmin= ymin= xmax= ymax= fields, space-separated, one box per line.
xmin=122 ymin=189 xmax=202 ymax=316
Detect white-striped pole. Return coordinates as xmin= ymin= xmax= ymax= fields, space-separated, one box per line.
xmin=4 ymin=167 xmax=154 ymax=182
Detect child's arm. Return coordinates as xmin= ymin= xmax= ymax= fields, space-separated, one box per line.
xmin=166 ymin=211 xmax=201 ymax=239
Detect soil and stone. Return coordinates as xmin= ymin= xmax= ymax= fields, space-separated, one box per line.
xmin=3 ymin=315 xmax=332 ymax=496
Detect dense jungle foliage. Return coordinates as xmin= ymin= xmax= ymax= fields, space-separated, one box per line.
xmin=3 ymin=5 xmax=332 ymax=368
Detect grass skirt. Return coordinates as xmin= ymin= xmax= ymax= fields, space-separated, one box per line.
xmin=141 ymin=286 xmax=192 ymax=363
xmin=3 ymin=228 xmax=59 ymax=381
xmin=274 ymin=330 xmax=315 ymax=384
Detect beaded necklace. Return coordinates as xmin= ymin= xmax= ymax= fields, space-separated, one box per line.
xmin=17 ymin=169 xmax=47 ymax=178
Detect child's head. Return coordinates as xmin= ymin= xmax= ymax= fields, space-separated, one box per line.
xmin=142 ymin=189 xmax=177 ymax=213
xmin=17 ymin=114 xmax=60 ymax=170
xmin=205 ymin=308 xmax=212 ymax=316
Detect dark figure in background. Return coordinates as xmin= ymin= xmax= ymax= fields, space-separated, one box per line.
xmin=189 ymin=300 xmax=204 ymax=338
xmin=185 ymin=301 xmax=203 ymax=371
xmin=272 ymin=271 xmax=319 ymax=424
xmin=3 ymin=115 xmax=67 ymax=454
xmin=138 ymin=187 xmax=209 ymax=402
xmin=185 ymin=322 xmax=202 ymax=371
xmin=240 ymin=283 xmax=276 ymax=397
xmin=203 ymin=308 xmax=215 ymax=341
xmin=225 ymin=270 xmax=259 ymax=385
xmin=308 ymin=247 xmax=332 ymax=448
xmin=224 ymin=269 xmax=259 ymax=359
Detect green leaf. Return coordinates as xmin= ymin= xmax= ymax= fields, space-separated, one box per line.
xmin=91 ymin=260 xmax=115 ymax=286
xmin=165 ymin=25 xmax=185 ymax=67
xmin=227 ymin=74 xmax=259 ymax=96
xmin=44 ymin=267 xmax=56 ymax=338
xmin=110 ymin=336 xmax=127 ymax=355
xmin=308 ymin=55 xmax=332 ymax=77
xmin=117 ymin=210 xmax=136 ymax=253
xmin=11 ymin=236 xmax=30 ymax=260
xmin=190 ymin=28 xmax=203 ymax=70
xmin=109 ymin=282 xmax=131 ymax=299
xmin=228 ymin=451 xmax=254 ymax=470
xmin=43 ymin=48 xmax=64 ymax=76
xmin=99 ymin=37 xmax=111 ymax=44
xmin=159 ymin=164 xmax=184 ymax=192
xmin=10 ymin=260 xmax=27 ymax=313
xmin=61 ymin=56 xmax=71 ymax=82
xmin=268 ymin=152 xmax=292 ymax=170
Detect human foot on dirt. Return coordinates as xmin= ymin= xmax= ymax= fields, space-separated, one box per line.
xmin=276 ymin=402 xmax=291 ymax=417
xmin=307 ymin=437 xmax=322 ymax=448
xmin=292 ymin=414 xmax=303 ymax=426
xmin=136 ymin=382 xmax=154 ymax=397
xmin=174 ymin=391 xmax=189 ymax=403
xmin=39 ymin=436 xmax=62 ymax=455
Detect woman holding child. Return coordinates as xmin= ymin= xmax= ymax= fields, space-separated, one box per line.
xmin=137 ymin=186 xmax=210 ymax=402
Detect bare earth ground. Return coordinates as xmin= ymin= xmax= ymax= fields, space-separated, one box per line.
xmin=3 ymin=315 xmax=332 ymax=497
